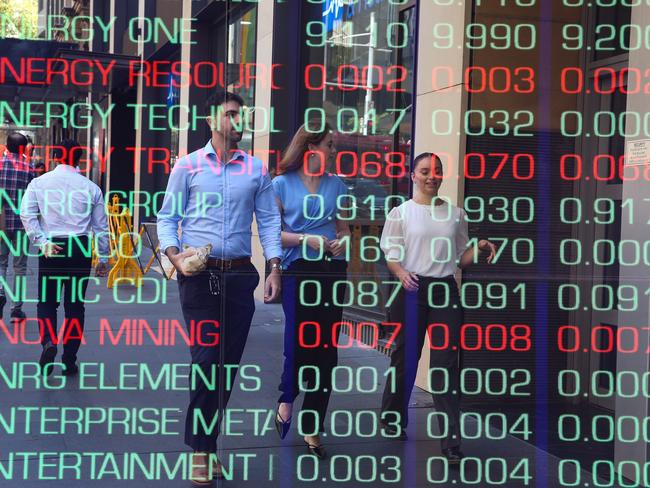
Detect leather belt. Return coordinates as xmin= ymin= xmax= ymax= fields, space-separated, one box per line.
xmin=206 ymin=257 xmax=251 ymax=271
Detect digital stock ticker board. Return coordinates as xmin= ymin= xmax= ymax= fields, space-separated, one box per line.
xmin=1 ymin=0 xmax=650 ymax=487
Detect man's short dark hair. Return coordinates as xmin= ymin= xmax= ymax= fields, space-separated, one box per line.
xmin=205 ymin=91 xmax=245 ymax=115
xmin=6 ymin=132 xmax=28 ymax=154
xmin=54 ymin=139 xmax=82 ymax=166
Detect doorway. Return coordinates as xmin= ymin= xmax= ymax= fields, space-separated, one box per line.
xmin=570 ymin=61 xmax=628 ymax=411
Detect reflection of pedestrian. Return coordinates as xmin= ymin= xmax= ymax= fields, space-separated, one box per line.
xmin=23 ymin=135 xmax=34 ymax=169
xmin=20 ymin=139 xmax=109 ymax=377
xmin=0 ymin=132 xmax=35 ymax=319
xmin=379 ymin=153 xmax=497 ymax=464
xmin=273 ymin=120 xmax=351 ymax=459
xmin=157 ymin=91 xmax=282 ymax=485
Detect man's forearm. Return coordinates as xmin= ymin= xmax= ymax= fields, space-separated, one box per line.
xmin=165 ymin=247 xmax=180 ymax=258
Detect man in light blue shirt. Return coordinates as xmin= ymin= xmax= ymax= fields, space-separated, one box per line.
xmin=157 ymin=91 xmax=281 ymax=482
xmin=156 ymin=141 xmax=282 ymax=264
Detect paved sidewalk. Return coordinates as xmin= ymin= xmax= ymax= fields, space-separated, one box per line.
xmin=0 ymin=259 xmax=596 ymax=487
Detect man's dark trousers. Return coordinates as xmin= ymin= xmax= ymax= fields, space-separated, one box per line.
xmin=38 ymin=236 xmax=92 ymax=367
xmin=178 ymin=262 xmax=259 ymax=452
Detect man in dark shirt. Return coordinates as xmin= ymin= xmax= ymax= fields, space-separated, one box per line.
xmin=0 ymin=132 xmax=34 ymax=319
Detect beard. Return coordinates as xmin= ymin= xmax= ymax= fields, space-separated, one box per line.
xmin=227 ymin=129 xmax=243 ymax=143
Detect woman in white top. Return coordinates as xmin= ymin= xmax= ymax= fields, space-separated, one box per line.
xmin=379 ymin=152 xmax=496 ymax=464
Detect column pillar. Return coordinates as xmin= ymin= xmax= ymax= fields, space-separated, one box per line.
xmin=414 ymin=0 xmax=471 ymax=390
xmin=615 ymin=3 xmax=650 ymax=478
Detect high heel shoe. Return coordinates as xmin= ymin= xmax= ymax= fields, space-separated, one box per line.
xmin=304 ymin=440 xmax=327 ymax=460
xmin=274 ymin=404 xmax=292 ymax=439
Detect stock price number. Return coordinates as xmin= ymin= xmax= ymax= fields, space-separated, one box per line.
xmin=559 ymin=238 xmax=650 ymax=267
xmin=296 ymin=409 xmax=404 ymax=440
xmin=559 ymin=459 xmax=650 ymax=487
xmin=559 ymin=154 xmax=650 ymax=182
xmin=429 ymin=368 xmax=532 ymax=397
xmin=299 ymin=365 xmax=398 ymax=395
xmin=558 ymin=413 xmax=650 ymax=444
xmin=562 ymin=23 xmax=650 ymax=52
xmin=304 ymin=64 xmax=407 ymax=93
xmin=563 ymin=0 xmax=650 ymax=6
xmin=558 ymin=325 xmax=650 ymax=354
xmin=464 ymin=196 xmax=534 ymax=225
xmin=427 ymin=457 xmax=531 ymax=485
xmin=427 ymin=323 xmax=532 ymax=352
xmin=297 ymin=454 xmax=401 ymax=483
xmin=428 ymin=411 xmax=531 ymax=441
xmin=427 ymin=281 xmax=527 ymax=310
xmin=559 ymin=198 xmax=644 ymax=226
xmin=432 ymin=109 xmax=534 ymax=137
xmin=558 ymin=369 xmax=650 ymax=399
xmin=432 ymin=66 xmax=535 ymax=94
xmin=301 ymin=146 xmax=407 ymax=178
xmin=432 ymin=22 xmax=536 ymax=50
xmin=560 ymin=67 xmax=650 ymax=96
xmin=557 ymin=283 xmax=649 ymax=312
xmin=561 ymin=110 xmax=650 ymax=139
xmin=298 ymin=320 xmax=402 ymax=350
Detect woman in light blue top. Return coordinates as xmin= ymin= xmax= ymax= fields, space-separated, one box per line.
xmin=272 ymin=120 xmax=351 ymax=459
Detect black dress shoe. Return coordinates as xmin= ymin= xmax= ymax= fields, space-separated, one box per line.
xmin=305 ymin=441 xmax=327 ymax=460
xmin=62 ymin=363 xmax=79 ymax=376
xmin=10 ymin=307 xmax=26 ymax=320
xmin=274 ymin=404 xmax=292 ymax=440
xmin=39 ymin=342 xmax=57 ymax=376
xmin=380 ymin=422 xmax=408 ymax=440
xmin=442 ymin=446 xmax=464 ymax=464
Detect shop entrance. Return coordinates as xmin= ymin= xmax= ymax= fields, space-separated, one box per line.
xmin=569 ymin=61 xmax=628 ymax=411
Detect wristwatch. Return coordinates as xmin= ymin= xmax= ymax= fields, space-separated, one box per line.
xmin=270 ymin=262 xmax=283 ymax=272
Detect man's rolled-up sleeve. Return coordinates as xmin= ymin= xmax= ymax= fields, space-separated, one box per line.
xmin=255 ymin=172 xmax=282 ymax=260
xmin=20 ymin=180 xmax=47 ymax=248
xmin=157 ymin=164 xmax=187 ymax=253
xmin=91 ymin=187 xmax=110 ymax=261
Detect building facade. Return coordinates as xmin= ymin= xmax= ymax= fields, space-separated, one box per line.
xmin=3 ymin=0 xmax=648 ymax=480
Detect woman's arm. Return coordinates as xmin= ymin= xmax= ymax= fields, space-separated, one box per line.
xmin=454 ymin=208 xmax=496 ymax=269
xmin=276 ymin=196 xmax=330 ymax=250
xmin=458 ymin=239 xmax=498 ymax=269
xmin=328 ymin=216 xmax=351 ymax=257
xmin=281 ymin=231 xmax=327 ymax=250
xmin=281 ymin=230 xmax=299 ymax=248
xmin=335 ymin=217 xmax=351 ymax=237
xmin=387 ymin=260 xmax=419 ymax=291
xmin=380 ymin=207 xmax=419 ymax=290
